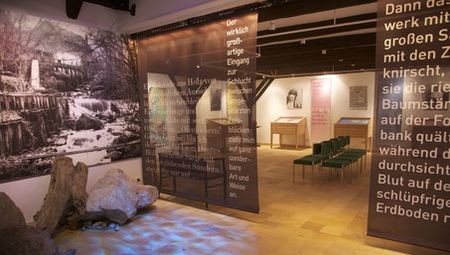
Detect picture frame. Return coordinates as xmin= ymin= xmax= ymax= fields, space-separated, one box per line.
xmin=349 ymin=86 xmax=368 ymax=110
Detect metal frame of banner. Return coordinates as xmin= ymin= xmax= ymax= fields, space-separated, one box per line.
xmin=130 ymin=1 xmax=272 ymax=39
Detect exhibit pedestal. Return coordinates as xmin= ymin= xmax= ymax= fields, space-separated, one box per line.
xmin=334 ymin=117 xmax=371 ymax=151
xmin=270 ymin=117 xmax=306 ymax=149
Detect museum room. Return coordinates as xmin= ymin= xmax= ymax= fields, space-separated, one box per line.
xmin=0 ymin=0 xmax=449 ymax=254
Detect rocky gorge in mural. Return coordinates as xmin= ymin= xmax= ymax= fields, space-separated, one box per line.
xmin=0 ymin=9 xmax=141 ymax=182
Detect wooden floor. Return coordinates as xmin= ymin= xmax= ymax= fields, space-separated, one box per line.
xmin=176 ymin=145 xmax=450 ymax=255
xmin=55 ymin=145 xmax=450 ymax=255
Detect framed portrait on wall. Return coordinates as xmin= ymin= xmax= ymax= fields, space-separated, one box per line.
xmin=210 ymin=88 xmax=222 ymax=111
xmin=286 ymin=88 xmax=302 ymax=109
xmin=349 ymin=86 xmax=368 ymax=110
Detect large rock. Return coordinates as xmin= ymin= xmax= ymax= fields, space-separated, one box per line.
xmin=75 ymin=114 xmax=104 ymax=131
xmin=0 ymin=192 xmax=75 ymax=255
xmin=34 ymin=157 xmax=88 ymax=236
xmin=0 ymin=192 xmax=26 ymax=229
xmin=0 ymin=226 xmax=75 ymax=255
xmin=85 ymin=169 xmax=158 ymax=225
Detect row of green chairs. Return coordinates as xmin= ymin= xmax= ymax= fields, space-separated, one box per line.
xmin=293 ymin=136 xmax=366 ymax=184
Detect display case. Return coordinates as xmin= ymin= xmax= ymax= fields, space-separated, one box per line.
xmin=270 ymin=117 xmax=306 ymax=149
xmin=334 ymin=117 xmax=371 ymax=151
xmin=206 ymin=118 xmax=241 ymax=153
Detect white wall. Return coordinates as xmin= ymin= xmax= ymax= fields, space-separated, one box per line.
xmin=256 ymin=72 xmax=375 ymax=148
xmin=0 ymin=158 xmax=142 ymax=223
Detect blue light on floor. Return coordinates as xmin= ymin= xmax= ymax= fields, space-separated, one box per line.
xmin=54 ymin=201 xmax=257 ymax=255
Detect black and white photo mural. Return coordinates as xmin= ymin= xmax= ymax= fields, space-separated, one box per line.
xmin=0 ymin=8 xmax=140 ymax=182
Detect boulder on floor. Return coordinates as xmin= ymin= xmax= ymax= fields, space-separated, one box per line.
xmin=34 ymin=157 xmax=88 ymax=236
xmin=0 ymin=192 xmax=26 ymax=229
xmin=0 ymin=192 xmax=75 ymax=255
xmin=85 ymin=169 xmax=158 ymax=225
xmin=0 ymin=226 xmax=75 ymax=255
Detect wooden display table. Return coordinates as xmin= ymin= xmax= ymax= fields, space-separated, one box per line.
xmin=270 ymin=117 xmax=306 ymax=149
xmin=334 ymin=117 xmax=371 ymax=151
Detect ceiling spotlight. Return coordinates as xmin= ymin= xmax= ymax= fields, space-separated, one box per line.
xmin=300 ymin=39 xmax=306 ymax=45
xmin=196 ymin=65 xmax=200 ymax=69
xmin=338 ymin=59 xmax=344 ymax=62
xmin=321 ymin=49 xmax=327 ymax=55
xmin=351 ymin=63 xmax=356 ymax=67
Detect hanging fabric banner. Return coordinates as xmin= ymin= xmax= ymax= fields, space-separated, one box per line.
xmin=368 ymin=0 xmax=450 ymax=251
xmin=310 ymin=78 xmax=332 ymax=142
xmin=137 ymin=13 xmax=259 ymax=213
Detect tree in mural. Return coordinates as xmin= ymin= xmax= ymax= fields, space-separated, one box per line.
xmin=0 ymin=9 xmax=141 ymax=182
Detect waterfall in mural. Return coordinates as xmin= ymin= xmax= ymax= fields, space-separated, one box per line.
xmin=0 ymin=8 xmax=140 ymax=182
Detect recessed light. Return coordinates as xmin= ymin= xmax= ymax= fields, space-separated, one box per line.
xmin=338 ymin=59 xmax=344 ymax=62
xmin=321 ymin=49 xmax=327 ymax=55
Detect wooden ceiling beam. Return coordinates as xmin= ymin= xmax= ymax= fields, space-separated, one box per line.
xmin=259 ymin=43 xmax=375 ymax=64
xmin=260 ymin=33 xmax=376 ymax=55
xmin=257 ymin=22 xmax=375 ymax=45
xmin=259 ymin=0 xmax=376 ymax=22
xmin=257 ymin=62 xmax=375 ymax=76
xmin=258 ymin=13 xmax=377 ymax=36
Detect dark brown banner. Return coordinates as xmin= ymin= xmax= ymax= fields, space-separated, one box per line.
xmin=137 ymin=13 xmax=259 ymax=213
xmin=368 ymin=0 xmax=450 ymax=251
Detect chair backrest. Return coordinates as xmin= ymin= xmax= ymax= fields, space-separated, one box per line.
xmin=330 ymin=139 xmax=340 ymax=155
xmin=313 ymin=143 xmax=322 ymax=155
xmin=177 ymin=132 xmax=198 ymax=155
xmin=321 ymin=141 xmax=332 ymax=157
xmin=159 ymin=152 xmax=208 ymax=179
xmin=338 ymin=136 xmax=346 ymax=150
xmin=344 ymin=136 xmax=350 ymax=147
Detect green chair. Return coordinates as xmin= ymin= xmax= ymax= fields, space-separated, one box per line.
xmin=340 ymin=136 xmax=366 ymax=174
xmin=293 ymin=143 xmax=326 ymax=184
xmin=321 ymin=139 xmax=354 ymax=183
xmin=321 ymin=157 xmax=353 ymax=183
